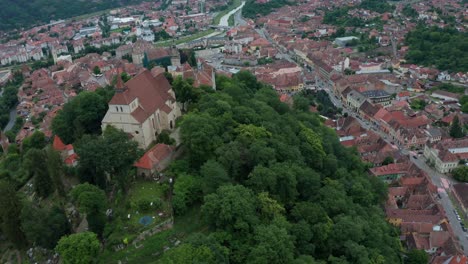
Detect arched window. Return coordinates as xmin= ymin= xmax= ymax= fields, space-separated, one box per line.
xmin=115 ymin=106 xmax=119 ymax=112
xmin=120 ymin=107 xmax=123 ymax=112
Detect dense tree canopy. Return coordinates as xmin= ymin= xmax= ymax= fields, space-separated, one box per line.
xmin=51 ymin=89 xmax=112 ymax=144
xmin=0 ymin=0 xmax=149 ymax=31
xmin=55 ymin=232 xmax=100 ymax=264
xmin=452 ymin=166 xmax=468 ymax=182
xmin=405 ymin=26 xmax=468 ymax=72
xmin=161 ymin=71 xmax=400 ymax=263
xmin=75 ymin=126 xmax=141 ymax=190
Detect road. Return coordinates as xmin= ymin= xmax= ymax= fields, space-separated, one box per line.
xmin=410 ymin=155 xmax=468 ymax=254
xmin=219 ymin=1 xmax=245 ymax=27
xmin=321 ymin=87 xmax=468 ymax=254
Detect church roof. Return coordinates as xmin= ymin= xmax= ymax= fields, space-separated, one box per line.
xmin=109 ymin=70 xmax=175 ymax=123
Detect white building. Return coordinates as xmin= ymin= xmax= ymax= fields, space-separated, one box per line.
xmin=101 ymin=70 xmax=181 ymax=149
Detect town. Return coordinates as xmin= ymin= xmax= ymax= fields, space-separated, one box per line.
xmin=0 ymin=0 xmax=467 ymax=263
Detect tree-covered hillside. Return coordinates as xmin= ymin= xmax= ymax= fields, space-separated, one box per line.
xmin=159 ymin=72 xmax=401 ymax=263
xmin=405 ymin=26 xmax=468 ymax=73
xmin=243 ymin=0 xmax=293 ymax=19
xmin=0 ymin=0 xmax=149 ymax=31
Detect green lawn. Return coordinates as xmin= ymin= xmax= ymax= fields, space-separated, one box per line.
xmin=125 ymin=181 xmax=172 ymax=227
xmin=99 ymin=205 xmax=205 ymax=263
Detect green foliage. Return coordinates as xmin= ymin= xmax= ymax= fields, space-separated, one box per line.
xmin=0 ymin=72 xmax=23 ymax=129
xmin=23 ymin=148 xmax=54 ymax=198
xmin=202 ymin=185 xmax=259 ymax=234
xmin=173 ymin=174 xmax=201 ymax=215
xmin=173 ymin=76 xmax=200 ymax=111
xmin=20 ymin=203 xmax=70 ymax=249
xmin=243 ymin=0 xmax=293 ymax=19
xmin=450 ymin=115 xmax=464 ymax=138
xmin=22 ymin=130 xmax=46 ymax=153
xmin=52 ymin=91 xmax=110 ymax=144
xmin=75 ymin=126 xmax=141 ymax=190
xmin=0 ymin=180 xmax=27 ymax=248
xmin=435 ymin=83 xmax=465 ymax=94
xmin=70 ymin=183 xmax=107 ymax=236
xmin=405 ymin=26 xmax=468 ymax=72
xmin=93 ymin=66 xmax=101 ymax=75
xmin=70 ymin=183 xmax=107 ymax=214
xmin=55 ymin=232 xmax=100 ymax=264
xmin=405 ymin=249 xmax=428 ymax=264
xmin=158 ymin=243 xmax=217 ymax=264
xmin=46 ymin=146 xmax=66 ymax=196
xmin=323 ymin=0 xmax=393 ymax=28
xmin=382 ymin=156 xmax=394 ymax=166
xmin=409 ymin=99 xmax=426 ymax=110
xmin=154 ymin=29 xmax=171 ymax=42
xmin=156 ymin=130 xmax=176 ymax=145
xmin=168 ymin=72 xmax=401 ymax=263
xmin=452 ymin=166 xmax=468 ymax=182
xmin=402 ymin=5 xmax=418 ymax=18
xmin=200 ymin=160 xmax=231 ymax=194
xmin=0 ymin=0 xmax=148 ymax=31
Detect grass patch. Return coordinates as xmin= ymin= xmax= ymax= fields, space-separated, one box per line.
xmin=99 ymin=205 xmax=205 ymax=263
xmin=154 ymin=29 xmax=217 ymax=47
xmin=125 ymin=181 xmax=171 ymax=227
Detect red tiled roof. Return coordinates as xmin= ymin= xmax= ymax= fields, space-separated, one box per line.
xmin=134 ymin=143 xmax=175 ymax=170
xmin=109 ymin=70 xmax=175 ymax=124
xmin=53 ymin=135 xmax=67 ymax=151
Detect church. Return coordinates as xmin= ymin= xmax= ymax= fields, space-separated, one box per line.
xmin=101 ymin=70 xmax=181 ymax=149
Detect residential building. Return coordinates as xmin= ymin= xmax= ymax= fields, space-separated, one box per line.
xmin=424 ymin=139 xmax=468 ymax=173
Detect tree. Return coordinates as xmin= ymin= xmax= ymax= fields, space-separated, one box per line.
xmin=201 ymin=185 xmax=259 ymax=233
xmin=172 ymin=174 xmax=201 ymax=215
xmin=46 ymin=146 xmax=66 ymax=196
xmin=52 ymin=91 xmax=109 ymax=144
xmin=452 ymin=166 xmax=468 ymax=182
xmin=23 ymin=149 xmax=54 ymax=198
xmin=21 ymin=203 xmax=70 ymax=249
xmin=248 ymin=223 xmax=295 ymax=264
xmin=0 ymin=180 xmax=27 ymax=248
xmin=200 ymin=160 xmax=231 ymax=194
xmin=93 ymin=66 xmax=101 ymax=75
xmin=173 ymin=76 xmax=199 ymax=111
xmin=70 ymin=183 xmax=107 ymax=236
xmin=22 ymin=130 xmax=46 ymax=153
xmin=382 ymin=156 xmax=394 ymax=166
xmin=75 ymin=126 xmax=141 ymax=190
xmin=180 ymin=113 xmax=222 ymax=167
xmin=55 ymin=232 xmax=100 ymax=264
xmin=406 ymin=249 xmax=428 ymax=264
xmin=450 ymin=115 xmax=464 ymax=138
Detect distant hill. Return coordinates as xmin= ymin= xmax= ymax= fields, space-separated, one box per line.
xmin=0 ymin=0 xmax=149 ymax=31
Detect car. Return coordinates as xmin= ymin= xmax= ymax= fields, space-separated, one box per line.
xmin=413 ymin=156 xmax=418 ymax=159
xmin=462 ymin=226 xmax=467 ymax=232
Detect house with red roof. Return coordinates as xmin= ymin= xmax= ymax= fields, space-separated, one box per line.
xmin=134 ymin=143 xmax=175 ymax=178
xmin=53 ymin=135 xmax=78 ymax=167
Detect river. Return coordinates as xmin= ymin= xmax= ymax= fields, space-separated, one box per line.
xmin=218 ymin=1 xmax=246 ymax=27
